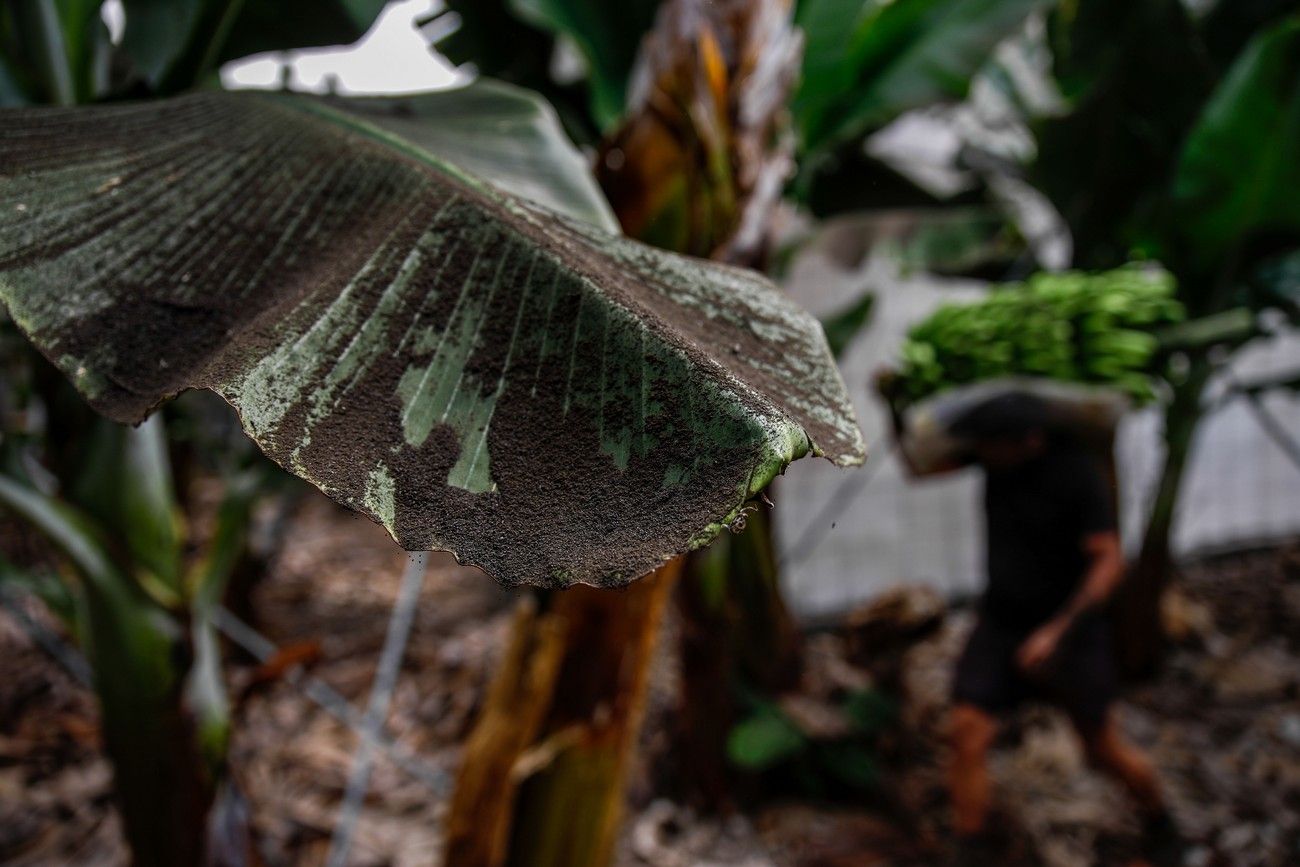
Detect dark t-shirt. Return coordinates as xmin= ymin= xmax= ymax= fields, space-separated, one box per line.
xmin=981 ymin=443 xmax=1117 ymax=631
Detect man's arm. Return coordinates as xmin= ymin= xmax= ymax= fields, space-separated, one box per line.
xmin=1058 ymin=530 xmax=1125 ymax=627
xmin=1016 ymin=530 xmax=1125 ymax=673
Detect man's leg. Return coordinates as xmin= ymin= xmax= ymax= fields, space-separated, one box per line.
xmin=1079 ymin=710 xmax=1186 ymax=866
xmin=1078 ymin=710 xmax=1164 ymax=814
xmin=950 ymin=702 xmax=999 ymax=836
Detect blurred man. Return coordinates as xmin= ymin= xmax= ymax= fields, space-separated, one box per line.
xmin=884 ymin=390 xmax=1178 ymax=865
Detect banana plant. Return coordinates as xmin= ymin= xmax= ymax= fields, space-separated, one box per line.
xmin=1123 ymin=14 xmax=1300 ymax=602
xmin=4 ymin=7 xmax=865 ymax=867
xmin=2 ymin=74 xmax=863 ymax=867
xmin=0 ymin=410 xmax=269 ymax=867
xmin=1 ymin=61 xmax=862 ymax=867
xmin=2 ymin=5 xmax=398 ymax=862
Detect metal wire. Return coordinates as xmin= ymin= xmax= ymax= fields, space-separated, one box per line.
xmin=1241 ymin=390 xmax=1300 ymax=474
xmin=1 ymin=574 xmax=451 ymax=805
xmin=211 ymin=604 xmax=448 ymax=794
xmin=1220 ymin=368 xmax=1300 ymax=474
xmin=325 ymin=551 xmax=430 ymax=867
xmin=0 ymin=583 xmax=93 ymax=685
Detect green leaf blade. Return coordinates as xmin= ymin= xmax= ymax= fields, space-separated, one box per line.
xmin=218 ymin=0 xmax=388 ymax=64
xmin=1168 ymin=15 xmax=1300 ymax=281
xmin=820 ymin=291 xmax=875 ymax=359
xmin=0 ymin=473 xmax=121 ymax=590
xmin=69 ymin=417 xmax=182 ymax=591
xmin=336 ymin=80 xmax=619 ymax=232
xmin=0 ymin=90 xmax=863 ymax=589
xmin=508 ymin=0 xmax=659 ymax=129
xmin=1029 ymin=0 xmax=1214 ymax=271
xmin=727 ymin=704 xmax=807 ymax=771
xmin=795 ymin=0 xmax=1049 ymax=157
xmin=121 ymin=0 xmax=389 ymax=94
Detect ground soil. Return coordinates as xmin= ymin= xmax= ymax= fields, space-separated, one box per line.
xmin=1 ymin=490 xmax=1297 ymax=866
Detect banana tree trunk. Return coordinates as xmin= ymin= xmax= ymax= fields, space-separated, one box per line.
xmin=445 ymin=598 xmax=567 ymax=866
xmin=102 ymin=684 xmax=213 ymax=867
xmin=14 ymin=371 xmax=220 ymax=867
xmin=78 ymin=583 xmax=215 ymax=867
xmin=720 ymin=506 xmax=802 ymax=692
xmin=446 ymin=559 xmax=681 ymax=867
xmin=1115 ymin=357 xmax=1211 ymax=678
xmin=674 ymin=503 xmax=801 ymax=807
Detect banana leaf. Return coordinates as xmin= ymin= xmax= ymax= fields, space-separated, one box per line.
xmin=0 ymin=54 xmax=29 ymax=106
xmin=0 ymin=86 xmax=863 ymax=589
xmin=1165 ymin=15 xmax=1300 ymax=287
xmin=337 ymin=80 xmax=618 ymax=232
xmin=794 ymin=0 xmax=1050 ymax=160
xmin=1199 ymin=0 xmax=1300 ymax=72
xmin=68 ymin=415 xmax=183 ymax=595
xmin=218 ymin=0 xmax=390 ymax=64
xmin=121 ymin=0 xmax=389 ymax=93
xmin=2 ymin=0 xmax=78 ymax=104
xmin=509 ymin=0 xmax=660 ymax=129
xmin=820 ymin=292 xmax=876 ymax=360
xmin=428 ymin=0 xmax=600 ymax=144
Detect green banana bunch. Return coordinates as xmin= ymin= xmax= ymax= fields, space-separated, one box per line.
xmin=895 ymin=266 xmax=1184 ymax=405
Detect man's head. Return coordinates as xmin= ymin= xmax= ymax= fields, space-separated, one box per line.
xmin=951 ymin=392 xmax=1052 ymax=469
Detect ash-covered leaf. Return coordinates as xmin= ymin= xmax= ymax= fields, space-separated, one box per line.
xmin=0 ymin=89 xmax=863 ymax=588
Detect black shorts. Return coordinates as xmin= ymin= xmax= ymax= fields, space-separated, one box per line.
xmin=952 ymin=614 xmax=1117 ymax=732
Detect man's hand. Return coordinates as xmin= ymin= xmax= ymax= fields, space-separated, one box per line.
xmin=1016 ymin=619 xmax=1068 ymax=674
xmin=1018 ymin=533 xmax=1123 ymax=675
xmin=872 ymin=366 xmax=900 ymax=395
